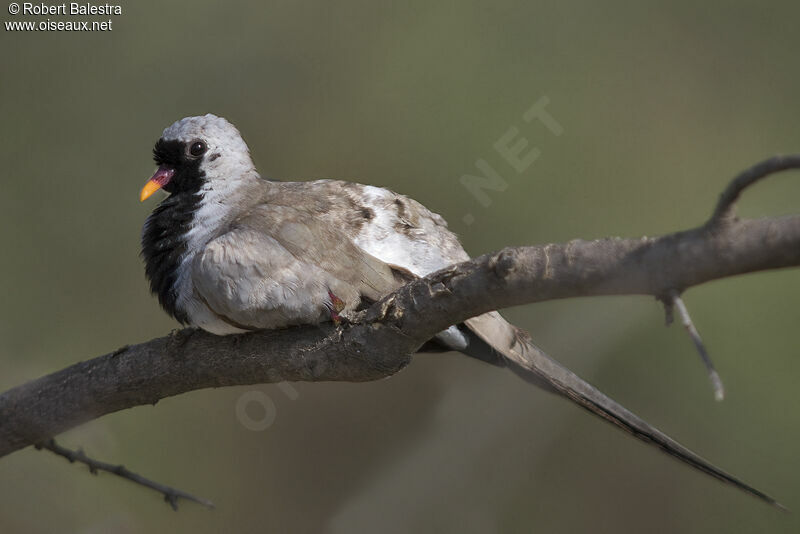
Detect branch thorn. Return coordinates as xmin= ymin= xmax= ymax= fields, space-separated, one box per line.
xmin=666 ymin=291 xmax=725 ymax=401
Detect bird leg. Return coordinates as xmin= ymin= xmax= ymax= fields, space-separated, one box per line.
xmin=327 ymin=290 xmax=346 ymax=325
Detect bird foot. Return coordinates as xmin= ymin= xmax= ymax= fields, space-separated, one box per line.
xmin=327 ymin=290 xmax=346 ymax=325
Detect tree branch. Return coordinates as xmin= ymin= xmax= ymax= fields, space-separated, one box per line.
xmin=709 ymin=154 xmax=800 ymax=224
xmin=36 ymin=439 xmax=214 ymax=510
xmin=1 ymin=156 xmax=799 ymax=462
xmin=667 ymin=291 xmax=724 ymax=401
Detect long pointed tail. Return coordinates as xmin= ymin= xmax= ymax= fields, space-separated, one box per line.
xmin=463 ymin=312 xmax=784 ymax=510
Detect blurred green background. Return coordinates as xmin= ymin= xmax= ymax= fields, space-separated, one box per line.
xmin=1 ymin=1 xmax=799 ymax=532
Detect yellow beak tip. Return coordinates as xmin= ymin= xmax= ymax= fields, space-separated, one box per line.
xmin=139 ymin=180 xmax=162 ymax=202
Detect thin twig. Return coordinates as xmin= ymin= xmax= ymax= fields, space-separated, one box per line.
xmin=709 ymin=154 xmax=800 ymax=224
xmin=669 ymin=291 xmax=725 ymax=402
xmin=36 ymin=439 xmax=215 ymax=510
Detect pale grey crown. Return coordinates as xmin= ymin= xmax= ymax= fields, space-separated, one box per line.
xmin=162 ymin=113 xmax=257 ymax=180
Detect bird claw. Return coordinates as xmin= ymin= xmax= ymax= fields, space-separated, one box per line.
xmin=327 ymin=290 xmax=346 ymax=325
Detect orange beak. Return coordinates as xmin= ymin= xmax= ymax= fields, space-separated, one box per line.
xmin=140 ymin=166 xmax=176 ymax=202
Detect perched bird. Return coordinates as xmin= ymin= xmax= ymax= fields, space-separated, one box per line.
xmin=140 ymin=114 xmax=779 ymax=508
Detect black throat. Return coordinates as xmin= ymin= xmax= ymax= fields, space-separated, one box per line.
xmin=140 ymin=139 xmax=205 ymax=323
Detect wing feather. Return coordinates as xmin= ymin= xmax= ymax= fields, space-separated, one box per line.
xmin=192 ymin=206 xmax=398 ymax=330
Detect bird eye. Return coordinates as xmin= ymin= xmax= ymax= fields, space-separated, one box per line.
xmin=189 ymin=141 xmax=207 ymax=157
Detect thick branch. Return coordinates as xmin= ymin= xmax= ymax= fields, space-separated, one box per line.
xmin=1 ymin=160 xmax=799 ymax=459
xmin=1 ymin=215 xmax=797 ymax=458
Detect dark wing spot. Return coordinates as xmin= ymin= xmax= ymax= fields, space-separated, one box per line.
xmin=393 ymin=198 xmax=407 ymax=220
xmin=392 ymin=196 xmax=418 ymax=235
xmin=340 ymin=194 xmax=372 ymax=232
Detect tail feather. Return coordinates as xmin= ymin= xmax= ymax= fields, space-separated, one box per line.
xmin=463 ymin=312 xmax=784 ymax=510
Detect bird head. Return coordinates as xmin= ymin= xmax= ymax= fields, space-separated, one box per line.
xmin=140 ymin=114 xmax=256 ymax=201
